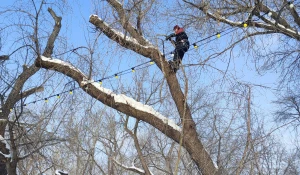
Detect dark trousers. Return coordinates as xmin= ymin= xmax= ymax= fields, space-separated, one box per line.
xmin=169 ymin=42 xmax=189 ymax=72
xmin=173 ymin=42 xmax=189 ymax=62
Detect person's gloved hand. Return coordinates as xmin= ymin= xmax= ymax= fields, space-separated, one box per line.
xmin=165 ymin=33 xmax=175 ymax=41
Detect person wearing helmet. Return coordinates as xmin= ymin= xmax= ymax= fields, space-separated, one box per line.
xmin=165 ymin=25 xmax=190 ymax=73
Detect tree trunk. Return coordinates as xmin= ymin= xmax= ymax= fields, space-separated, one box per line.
xmin=6 ymin=161 xmax=17 ymax=175
xmin=0 ymin=162 xmax=7 ymax=175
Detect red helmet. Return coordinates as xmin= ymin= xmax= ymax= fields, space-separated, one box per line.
xmin=173 ymin=25 xmax=180 ymax=30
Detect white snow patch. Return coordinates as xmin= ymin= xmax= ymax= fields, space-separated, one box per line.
xmin=208 ymin=12 xmax=242 ymax=26
xmin=55 ymin=170 xmax=68 ymax=175
xmin=84 ymin=81 xmax=181 ymax=131
xmin=265 ymin=20 xmax=298 ymax=35
xmin=113 ymin=159 xmax=154 ymax=174
xmin=40 ymin=56 xmax=86 ymax=75
xmin=129 ymin=165 xmax=145 ymax=173
xmin=90 ymin=14 xmax=110 ymax=27
xmin=129 ymin=162 xmax=154 ymax=175
xmin=111 ymin=28 xmax=140 ymax=44
xmin=90 ymin=14 xmax=97 ymax=19
xmin=213 ymin=160 xmax=219 ymax=169
xmin=0 ymin=135 xmax=11 ymax=158
xmin=211 ymin=11 xmax=299 ymax=37
xmin=116 ymin=0 xmax=122 ymax=6
xmin=286 ymin=28 xmax=298 ymax=35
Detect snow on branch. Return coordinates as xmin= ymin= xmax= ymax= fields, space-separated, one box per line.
xmin=82 ymin=80 xmax=182 ymax=132
xmin=40 ymin=56 xmax=86 ymax=75
xmin=89 ymin=15 xmax=164 ymax=60
xmin=90 ymin=14 xmax=154 ymax=48
xmin=55 ymin=170 xmax=68 ymax=175
xmin=39 ymin=56 xmax=181 ymax=133
xmin=183 ymin=0 xmax=300 ymax=40
xmin=113 ymin=158 xmax=154 ymax=175
xmin=0 ymin=135 xmax=11 ymax=159
xmin=110 ymin=27 xmax=141 ymax=46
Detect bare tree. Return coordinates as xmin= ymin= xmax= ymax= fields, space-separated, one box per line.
xmin=274 ymin=86 xmax=300 ymax=127
xmin=0 ymin=0 xmax=63 ymax=174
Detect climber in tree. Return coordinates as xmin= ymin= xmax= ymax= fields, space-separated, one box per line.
xmin=165 ymin=25 xmax=190 ymax=73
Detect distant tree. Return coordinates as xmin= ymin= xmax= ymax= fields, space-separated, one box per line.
xmin=274 ymin=86 xmax=300 ymax=127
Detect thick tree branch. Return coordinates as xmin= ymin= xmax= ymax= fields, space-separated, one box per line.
xmin=256 ymin=1 xmax=292 ymax=29
xmin=89 ymin=14 xmax=170 ymax=73
xmin=43 ymin=8 xmax=62 ymax=57
xmin=2 ymin=64 xmax=40 ymax=122
xmin=34 ymin=56 xmax=182 ymax=143
xmin=89 ymin=15 xmax=161 ymax=62
xmin=15 ymin=86 xmax=44 ymax=103
xmin=0 ymin=55 xmax=9 ymax=61
xmin=283 ymin=0 xmax=300 ymax=27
